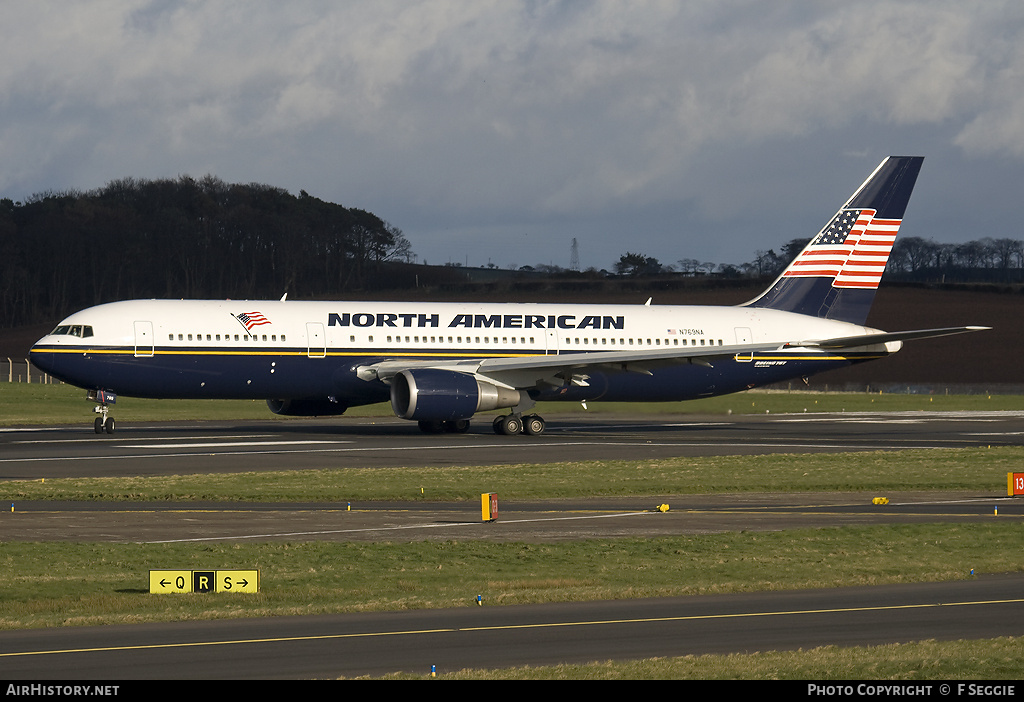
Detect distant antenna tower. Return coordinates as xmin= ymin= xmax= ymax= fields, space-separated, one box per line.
xmin=569 ymin=238 xmax=580 ymax=271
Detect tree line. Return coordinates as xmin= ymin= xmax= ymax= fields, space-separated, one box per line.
xmin=610 ymin=235 xmax=1024 ymax=283
xmin=4 ymin=173 xmax=1021 ymax=330
xmin=0 ymin=176 xmax=412 ymax=328
xmin=611 ymin=239 xmax=810 ymax=278
xmin=886 ymin=236 xmax=1024 ymax=283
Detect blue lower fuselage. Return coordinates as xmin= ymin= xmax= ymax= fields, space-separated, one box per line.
xmin=30 ymin=343 xmax=874 ymax=408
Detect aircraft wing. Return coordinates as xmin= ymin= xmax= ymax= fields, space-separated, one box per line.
xmin=366 ymin=340 xmax=781 ymax=383
xmin=364 ymin=326 xmax=989 ymax=389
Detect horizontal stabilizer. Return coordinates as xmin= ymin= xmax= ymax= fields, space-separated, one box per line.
xmin=793 ymin=326 xmax=990 ymax=350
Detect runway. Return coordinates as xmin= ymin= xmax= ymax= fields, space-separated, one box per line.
xmin=2 ymin=410 xmax=1023 ymax=679
xmin=3 ymin=409 xmax=1023 ymax=479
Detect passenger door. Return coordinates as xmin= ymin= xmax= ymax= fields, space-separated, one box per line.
xmin=134 ymin=321 xmax=154 ymax=358
xmin=306 ymin=322 xmax=326 ymax=358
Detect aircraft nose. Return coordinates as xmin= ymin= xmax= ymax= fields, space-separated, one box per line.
xmin=28 ymin=339 xmax=58 ymax=375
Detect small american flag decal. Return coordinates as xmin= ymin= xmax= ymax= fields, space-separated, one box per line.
xmin=236 ymin=312 xmax=271 ymax=331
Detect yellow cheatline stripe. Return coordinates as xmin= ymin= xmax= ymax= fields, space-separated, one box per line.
xmin=3 ymin=597 xmax=1023 ymax=659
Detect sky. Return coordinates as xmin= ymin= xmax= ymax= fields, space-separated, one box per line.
xmin=2 ymin=1 xmax=1024 ymax=273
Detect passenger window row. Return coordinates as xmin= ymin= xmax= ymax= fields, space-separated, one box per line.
xmin=380 ymin=335 xmax=537 ymax=345
xmin=168 ymin=333 xmax=287 ymax=342
xmin=565 ymin=337 xmax=723 ymax=347
xmin=354 ymin=335 xmax=723 ymax=347
xmin=158 ymin=333 xmax=721 ymax=348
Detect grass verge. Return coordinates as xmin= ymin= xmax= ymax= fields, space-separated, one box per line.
xmin=1 ymin=523 xmax=1021 ymax=630
xmin=4 ymin=446 xmax=1023 ymax=502
xmin=394 ymin=638 xmax=1024 ymax=680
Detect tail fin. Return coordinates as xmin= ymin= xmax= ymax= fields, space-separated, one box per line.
xmin=745 ymin=156 xmax=924 ymax=325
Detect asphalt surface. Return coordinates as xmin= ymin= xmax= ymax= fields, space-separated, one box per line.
xmin=3 ymin=410 xmax=1023 ymax=480
xmin=2 ymin=575 xmax=1022 ymax=680
xmin=1 ymin=410 xmax=1023 ymax=679
xmin=2 ymin=490 xmax=1021 ymax=543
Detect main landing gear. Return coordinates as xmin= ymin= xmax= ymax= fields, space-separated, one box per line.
xmin=87 ymin=390 xmax=117 ymax=435
xmin=416 ymin=396 xmax=546 ymax=436
xmin=415 ymin=413 xmax=548 ymax=436
xmin=492 ymin=413 xmax=546 ymax=436
xmin=490 ymin=396 xmax=545 ymax=436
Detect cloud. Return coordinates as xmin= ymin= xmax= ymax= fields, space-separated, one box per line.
xmin=1 ymin=1 xmax=1023 ymax=269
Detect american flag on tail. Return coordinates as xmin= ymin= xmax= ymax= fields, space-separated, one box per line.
xmin=783 ymin=208 xmax=900 ymax=289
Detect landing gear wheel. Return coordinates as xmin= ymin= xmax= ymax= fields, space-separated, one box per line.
xmin=494 ymin=414 xmax=523 ymax=436
xmin=522 ymin=414 xmax=546 ymax=436
xmin=94 ymin=415 xmax=116 ymax=434
xmin=417 ymin=420 xmax=444 ymax=434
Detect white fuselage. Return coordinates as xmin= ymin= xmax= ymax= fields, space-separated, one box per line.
xmin=30 ymin=298 xmax=888 ymax=408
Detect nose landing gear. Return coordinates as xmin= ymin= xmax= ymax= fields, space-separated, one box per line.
xmin=87 ymin=390 xmax=117 ymax=434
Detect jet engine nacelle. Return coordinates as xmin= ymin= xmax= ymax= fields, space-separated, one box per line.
xmin=390 ymin=369 xmax=523 ymax=421
xmin=266 ymin=397 xmax=348 ymax=416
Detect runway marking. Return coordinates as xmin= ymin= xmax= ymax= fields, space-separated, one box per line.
xmin=886 ymin=496 xmax=1019 ymax=506
xmin=551 ymin=422 xmax=732 ymax=430
xmin=457 ymin=598 xmax=1024 ymax=633
xmin=123 ymin=440 xmax=347 ymax=449
xmin=141 ymin=510 xmax=657 ymax=543
xmin=0 ymin=440 xmax=981 ymax=465
xmin=13 ymin=435 xmax=279 ymax=445
xmin=3 ymin=596 xmax=1022 ymax=660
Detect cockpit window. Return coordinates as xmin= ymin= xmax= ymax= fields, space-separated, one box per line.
xmin=51 ymin=325 xmax=93 ymax=338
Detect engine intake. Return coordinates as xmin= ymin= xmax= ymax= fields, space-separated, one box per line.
xmin=390 ymin=369 xmax=522 ymax=421
xmin=266 ymin=397 xmax=348 ymax=417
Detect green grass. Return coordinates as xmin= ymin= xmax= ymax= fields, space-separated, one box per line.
xmin=0 ymin=383 xmax=277 ymax=426
xmin=4 ymin=446 xmax=1022 ymax=502
xmin=1 ymin=382 xmax=1021 ymax=426
xmin=1 ymin=523 xmax=1021 ymax=630
xmin=398 ymin=638 xmax=1024 ymax=679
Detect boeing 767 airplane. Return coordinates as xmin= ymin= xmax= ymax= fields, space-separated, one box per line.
xmin=29 ymin=156 xmax=986 ymax=436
